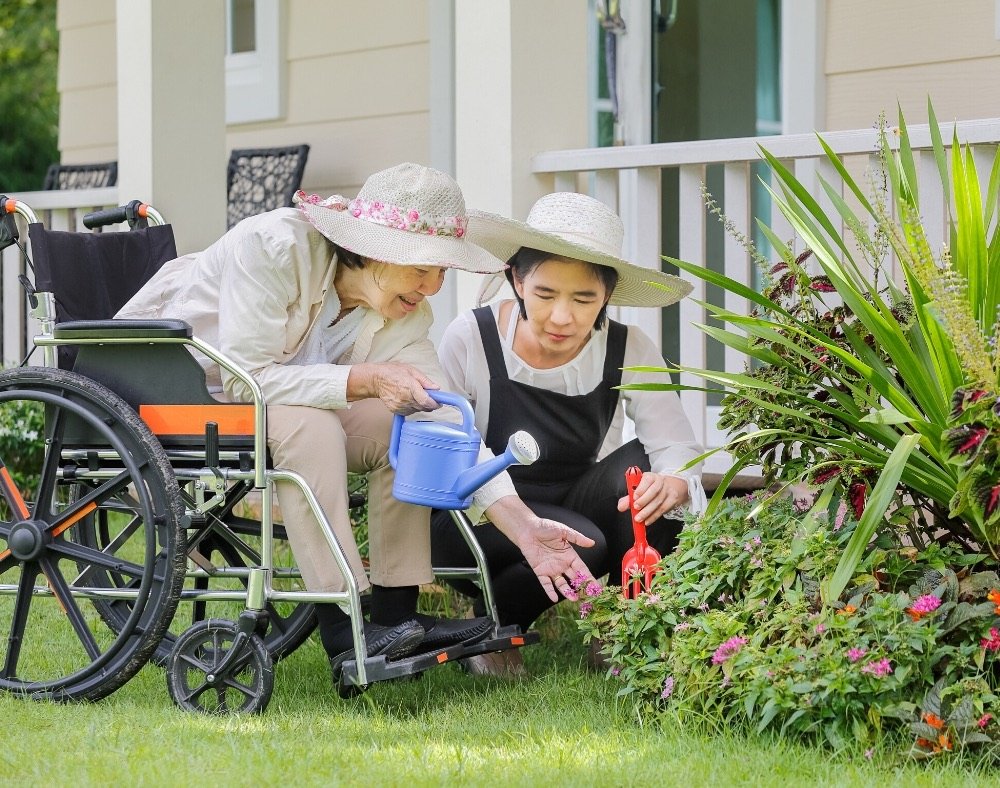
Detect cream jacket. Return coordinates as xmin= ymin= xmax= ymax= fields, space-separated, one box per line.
xmin=116 ymin=207 xmax=516 ymax=511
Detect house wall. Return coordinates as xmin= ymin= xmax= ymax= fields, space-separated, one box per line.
xmin=55 ymin=0 xmax=432 ymax=197
xmin=825 ymin=0 xmax=1000 ymax=130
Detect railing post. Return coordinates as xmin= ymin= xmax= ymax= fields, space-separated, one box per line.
xmin=678 ymin=163 xmax=707 ymax=447
xmin=617 ymin=167 xmax=662 ymax=344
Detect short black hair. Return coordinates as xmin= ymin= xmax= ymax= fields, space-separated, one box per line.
xmin=505 ymin=247 xmax=618 ymax=330
xmin=331 ymin=242 xmax=365 ymax=270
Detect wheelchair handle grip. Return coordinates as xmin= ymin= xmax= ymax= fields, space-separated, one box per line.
xmin=83 ymin=200 xmax=158 ymax=229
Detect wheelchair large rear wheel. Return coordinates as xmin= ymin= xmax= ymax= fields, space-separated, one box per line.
xmin=73 ymin=465 xmax=317 ymax=665
xmin=0 ymin=367 xmax=185 ymax=701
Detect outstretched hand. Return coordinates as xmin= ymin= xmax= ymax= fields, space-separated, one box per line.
xmin=514 ymin=517 xmax=596 ymax=602
xmin=485 ymin=496 xmax=596 ymax=603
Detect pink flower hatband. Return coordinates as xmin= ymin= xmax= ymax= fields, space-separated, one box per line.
xmin=294 ymin=191 xmax=466 ymax=238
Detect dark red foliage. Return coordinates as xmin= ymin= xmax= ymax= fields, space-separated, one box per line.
xmin=849 ymin=481 xmax=867 ymax=520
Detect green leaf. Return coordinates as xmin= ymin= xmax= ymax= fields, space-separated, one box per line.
xmin=824 ymin=434 xmax=923 ymax=604
xmin=860 ymin=407 xmax=915 ymax=426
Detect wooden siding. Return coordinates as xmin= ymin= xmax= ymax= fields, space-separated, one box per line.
xmin=825 ymin=0 xmax=1000 ymax=130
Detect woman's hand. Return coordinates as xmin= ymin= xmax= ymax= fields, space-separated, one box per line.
xmin=616 ymin=472 xmax=689 ymax=525
xmin=347 ymin=361 xmax=440 ymax=414
xmin=485 ymin=496 xmax=595 ymax=602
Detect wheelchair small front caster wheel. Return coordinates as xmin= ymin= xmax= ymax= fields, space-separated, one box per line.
xmin=166 ymin=619 xmax=273 ymax=714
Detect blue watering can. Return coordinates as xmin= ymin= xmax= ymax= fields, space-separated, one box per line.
xmin=389 ymin=390 xmax=539 ymax=510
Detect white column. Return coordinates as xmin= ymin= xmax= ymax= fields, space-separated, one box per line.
xmin=116 ymin=0 xmax=226 ymax=254
xmin=452 ymin=1 xmax=589 ymax=313
xmin=782 ymin=0 xmax=826 ymax=134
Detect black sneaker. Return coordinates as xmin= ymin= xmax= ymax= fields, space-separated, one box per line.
xmin=412 ymin=613 xmax=493 ymax=652
xmin=328 ymin=619 xmax=425 ymax=684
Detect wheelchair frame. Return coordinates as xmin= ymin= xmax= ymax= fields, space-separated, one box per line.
xmin=0 ymin=197 xmax=535 ymax=712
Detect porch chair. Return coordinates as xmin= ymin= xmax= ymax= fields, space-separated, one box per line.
xmin=43 ymin=161 xmax=119 ymax=190
xmin=226 ymin=144 xmax=310 ymax=228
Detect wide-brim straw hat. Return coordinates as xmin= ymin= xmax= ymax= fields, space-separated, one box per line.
xmin=468 ymin=192 xmax=692 ymax=307
xmin=294 ymin=162 xmax=505 ymax=274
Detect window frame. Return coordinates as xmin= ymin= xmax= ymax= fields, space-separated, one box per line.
xmin=225 ymin=0 xmax=285 ymax=125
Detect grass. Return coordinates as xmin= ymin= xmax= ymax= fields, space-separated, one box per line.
xmin=1 ymin=605 xmax=998 ymax=787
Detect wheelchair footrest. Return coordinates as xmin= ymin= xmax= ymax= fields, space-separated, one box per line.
xmin=339 ymin=626 xmax=539 ymax=687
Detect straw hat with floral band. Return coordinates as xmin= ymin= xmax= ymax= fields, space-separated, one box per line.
xmin=468 ymin=191 xmax=692 ymax=307
xmin=293 ymin=162 xmax=505 ymax=275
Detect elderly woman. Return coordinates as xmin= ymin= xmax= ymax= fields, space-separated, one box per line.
xmin=431 ymin=192 xmax=707 ymax=675
xmin=117 ymin=164 xmax=594 ymax=683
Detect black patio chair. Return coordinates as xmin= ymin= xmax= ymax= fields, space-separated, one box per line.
xmin=43 ymin=161 xmax=119 ymax=190
xmin=226 ymin=144 xmax=310 ymax=228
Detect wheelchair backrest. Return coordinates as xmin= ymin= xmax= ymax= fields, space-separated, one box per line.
xmin=28 ymin=222 xmax=177 ymax=369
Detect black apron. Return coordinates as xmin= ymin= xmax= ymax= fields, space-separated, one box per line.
xmin=473 ymin=306 xmax=627 ymax=505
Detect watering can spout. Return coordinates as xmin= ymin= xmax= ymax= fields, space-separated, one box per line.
xmin=452 ymin=431 xmax=539 ymax=501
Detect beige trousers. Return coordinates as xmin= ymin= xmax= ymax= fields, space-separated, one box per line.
xmin=266 ymin=400 xmax=434 ymax=593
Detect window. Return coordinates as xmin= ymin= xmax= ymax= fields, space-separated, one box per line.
xmin=226 ymin=0 xmax=285 ymax=124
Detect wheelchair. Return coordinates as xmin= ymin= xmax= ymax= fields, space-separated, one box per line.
xmin=0 ymin=196 xmax=538 ymax=713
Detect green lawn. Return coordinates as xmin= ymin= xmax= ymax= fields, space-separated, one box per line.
xmin=0 ymin=610 xmax=997 ymax=787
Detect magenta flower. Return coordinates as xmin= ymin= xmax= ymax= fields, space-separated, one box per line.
xmin=910 ymin=594 xmax=942 ymax=614
xmin=846 ymin=647 xmax=867 ymax=663
xmin=981 ymin=627 xmax=1000 ymax=651
xmin=584 ymin=581 xmax=604 ymax=597
xmin=660 ymin=676 xmax=675 ymax=699
xmin=711 ymin=636 xmax=747 ymax=665
xmin=861 ymin=658 xmax=892 ymax=678
xmin=570 ymin=571 xmax=589 ymax=591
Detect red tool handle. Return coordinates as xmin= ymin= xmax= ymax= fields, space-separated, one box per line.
xmin=625 ymin=465 xmax=646 ymax=548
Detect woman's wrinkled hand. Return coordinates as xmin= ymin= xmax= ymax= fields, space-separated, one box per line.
xmin=348 ymin=361 xmax=440 ymax=414
xmin=616 ymin=472 xmax=689 ymax=525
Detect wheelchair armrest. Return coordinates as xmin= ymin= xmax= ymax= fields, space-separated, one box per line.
xmin=53 ymin=319 xmax=193 ymax=340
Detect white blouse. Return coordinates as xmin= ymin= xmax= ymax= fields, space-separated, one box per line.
xmin=437 ymin=301 xmax=707 ymax=515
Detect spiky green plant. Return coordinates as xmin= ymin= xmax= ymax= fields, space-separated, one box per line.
xmin=631 ymin=102 xmax=1000 ymax=600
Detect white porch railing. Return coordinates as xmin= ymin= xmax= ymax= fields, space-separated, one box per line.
xmin=1 ymin=187 xmax=119 ymax=366
xmin=531 ymin=119 xmax=1000 ymax=476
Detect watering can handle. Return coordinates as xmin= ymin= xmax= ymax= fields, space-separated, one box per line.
xmin=388 ymin=390 xmax=477 ymax=470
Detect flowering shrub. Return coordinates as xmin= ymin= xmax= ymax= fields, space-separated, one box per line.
xmin=578 ymin=494 xmax=1000 ymax=758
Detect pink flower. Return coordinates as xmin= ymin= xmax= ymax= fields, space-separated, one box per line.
xmin=711 ymin=636 xmax=747 ymax=665
xmin=981 ymin=627 xmax=1000 ymax=651
xmin=861 ymin=658 xmax=892 ymax=678
xmin=610 ymin=666 xmax=620 ymax=676
xmin=578 ymin=602 xmax=592 ymax=618
xmin=584 ymin=581 xmax=604 ymax=597
xmin=864 ymin=748 xmax=874 ymax=760
xmin=846 ymin=647 xmax=867 ymax=663
xmin=978 ymin=713 xmax=992 ymax=729
xmin=909 ymin=594 xmax=942 ymax=615
xmin=674 ymin=621 xmax=691 ymax=632
xmin=815 ymin=624 xmax=826 ymax=635
xmin=407 ymin=210 xmax=419 ymax=222
xmin=570 ymin=572 xmax=590 ymax=591
xmin=661 ymin=676 xmax=675 ymax=699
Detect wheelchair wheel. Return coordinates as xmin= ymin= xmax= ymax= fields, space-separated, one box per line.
xmin=166 ymin=618 xmax=273 ymax=714
xmin=172 ymin=512 xmax=317 ymax=662
xmin=0 ymin=367 xmax=185 ymax=701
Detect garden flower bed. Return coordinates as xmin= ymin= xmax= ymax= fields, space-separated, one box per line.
xmin=580 ymin=104 xmax=1000 ymax=764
